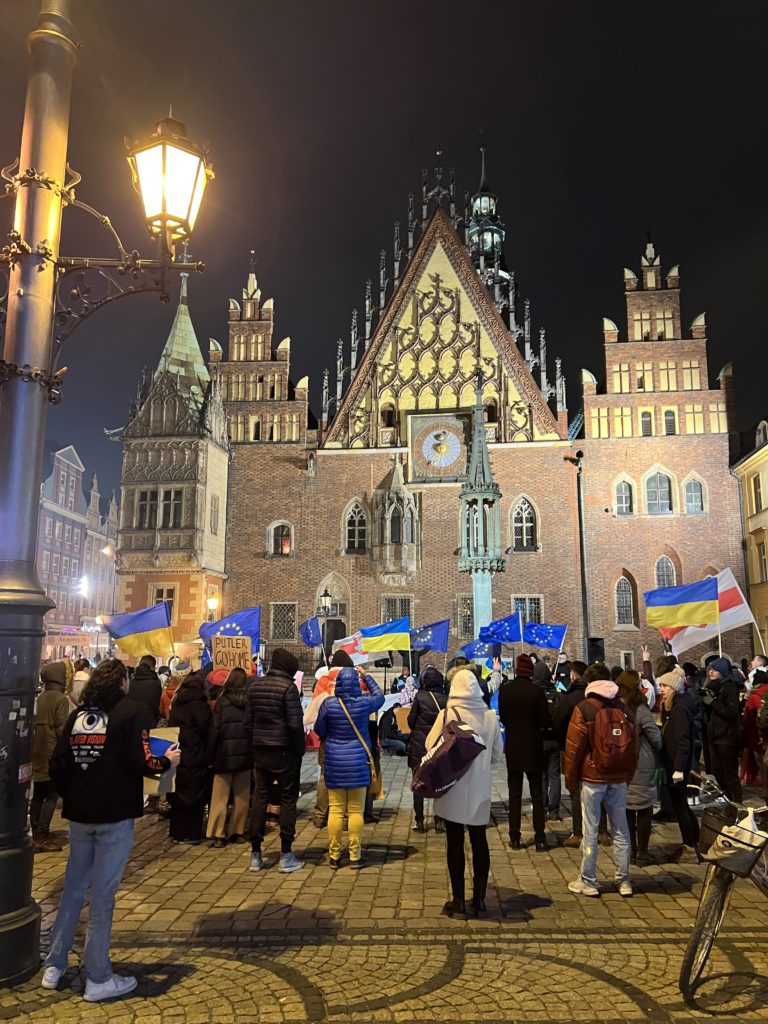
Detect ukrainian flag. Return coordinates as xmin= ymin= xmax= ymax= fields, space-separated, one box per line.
xmin=104 ymin=603 xmax=174 ymax=658
xmin=644 ymin=578 xmax=720 ymax=629
xmin=359 ymin=617 xmax=411 ymax=653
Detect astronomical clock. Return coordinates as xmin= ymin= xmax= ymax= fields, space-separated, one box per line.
xmin=409 ymin=414 xmax=470 ymax=482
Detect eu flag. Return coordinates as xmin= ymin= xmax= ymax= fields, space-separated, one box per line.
xmin=478 ymin=612 xmax=522 ymax=644
xmin=409 ymin=619 xmax=450 ymax=653
xmin=200 ymin=606 xmax=261 ymax=663
xmin=461 ymin=638 xmax=502 ymax=660
xmin=522 ymin=621 xmax=568 ymax=650
xmin=298 ymin=616 xmax=323 ymax=647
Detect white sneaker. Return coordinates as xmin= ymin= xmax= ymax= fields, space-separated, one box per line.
xmin=41 ymin=965 xmax=64 ymax=989
xmin=618 ymin=880 xmax=633 ymax=898
xmin=278 ymin=852 xmax=305 ymax=873
xmin=83 ymin=974 xmax=137 ymax=1002
xmin=249 ymin=851 xmax=264 ymax=872
xmin=568 ymin=877 xmax=600 ymax=898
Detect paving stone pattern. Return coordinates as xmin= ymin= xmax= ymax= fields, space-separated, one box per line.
xmin=3 ymin=755 xmax=768 ymax=1023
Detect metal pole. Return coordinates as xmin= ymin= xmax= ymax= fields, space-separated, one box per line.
xmin=575 ymin=455 xmax=591 ymax=662
xmin=0 ymin=0 xmax=77 ymax=986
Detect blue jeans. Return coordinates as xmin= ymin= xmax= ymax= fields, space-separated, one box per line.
xmin=381 ymin=738 xmax=407 ymax=754
xmin=45 ymin=818 xmax=135 ymax=983
xmin=578 ymin=781 xmax=630 ymax=887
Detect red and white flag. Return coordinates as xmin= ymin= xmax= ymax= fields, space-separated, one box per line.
xmin=331 ymin=631 xmax=369 ymax=665
xmin=659 ymin=567 xmax=754 ymax=657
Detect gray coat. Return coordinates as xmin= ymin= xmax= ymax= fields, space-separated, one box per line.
xmin=626 ymin=702 xmax=662 ymax=810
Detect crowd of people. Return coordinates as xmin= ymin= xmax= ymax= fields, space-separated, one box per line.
xmin=29 ymin=641 xmax=768 ymax=999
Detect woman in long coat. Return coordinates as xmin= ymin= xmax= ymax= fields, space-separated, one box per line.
xmin=168 ymin=672 xmax=212 ymax=843
xmin=616 ymin=670 xmax=662 ymax=865
xmin=407 ymin=666 xmax=447 ymax=832
xmin=425 ymin=669 xmax=503 ymax=919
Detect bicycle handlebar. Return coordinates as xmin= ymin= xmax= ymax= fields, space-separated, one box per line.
xmin=689 ymin=771 xmax=768 ymax=815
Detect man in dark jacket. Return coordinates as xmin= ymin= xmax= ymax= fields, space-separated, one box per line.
xmin=498 ymin=653 xmax=552 ymax=851
xmin=533 ymin=661 xmax=562 ymax=821
xmin=246 ymin=647 xmax=305 ymax=872
xmin=704 ymin=657 xmax=743 ymax=802
xmin=128 ymin=655 xmax=162 ymax=726
xmin=407 ymin=665 xmax=447 ymax=832
xmin=552 ymin=660 xmax=587 ymax=846
xmin=31 ymin=661 xmax=70 ymax=852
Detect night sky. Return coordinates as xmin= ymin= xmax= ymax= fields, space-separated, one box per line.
xmin=2 ymin=0 xmax=767 ymax=501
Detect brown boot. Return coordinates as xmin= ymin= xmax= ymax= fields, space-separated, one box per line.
xmin=34 ymin=830 xmax=63 ymax=853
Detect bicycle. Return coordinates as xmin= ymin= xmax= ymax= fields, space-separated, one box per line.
xmin=678 ymin=773 xmax=768 ymax=1000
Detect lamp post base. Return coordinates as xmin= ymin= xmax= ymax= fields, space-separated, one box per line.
xmin=0 ymin=902 xmax=41 ymax=987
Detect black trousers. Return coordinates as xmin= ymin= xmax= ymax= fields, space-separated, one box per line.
xmin=626 ymin=806 xmax=653 ymax=855
xmin=444 ymin=819 xmax=490 ymax=902
xmin=567 ymin=785 xmax=583 ymax=835
xmin=30 ymin=779 xmax=58 ymax=833
xmin=250 ymin=747 xmax=302 ymax=853
xmin=665 ymin=783 xmax=700 ymax=847
xmin=411 ymin=767 xmax=443 ymax=824
xmin=507 ymin=765 xmax=546 ymax=842
xmin=708 ymin=743 xmax=743 ymax=804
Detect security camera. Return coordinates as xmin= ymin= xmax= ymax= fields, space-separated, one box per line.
xmin=604 ymin=507 xmax=613 ymax=514
xmin=576 ymin=450 xmax=584 ymax=459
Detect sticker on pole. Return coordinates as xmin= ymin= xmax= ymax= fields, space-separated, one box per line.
xmin=18 ymin=762 xmax=32 ymax=785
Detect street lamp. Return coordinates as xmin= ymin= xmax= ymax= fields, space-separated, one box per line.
xmin=564 ymin=449 xmax=590 ymax=662
xmin=0 ymin=0 xmax=212 ymax=986
xmin=206 ymin=594 xmax=220 ymax=623
xmin=318 ymin=586 xmax=332 ymax=618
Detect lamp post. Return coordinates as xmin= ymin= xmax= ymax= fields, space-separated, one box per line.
xmin=565 ymin=449 xmax=590 ymax=662
xmin=0 ymin=0 xmax=212 ymax=985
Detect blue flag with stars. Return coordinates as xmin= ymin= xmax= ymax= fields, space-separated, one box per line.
xmin=523 ymin=621 xmax=568 ymax=650
xmin=298 ymin=616 xmax=323 ymax=648
xmin=461 ymin=638 xmax=502 ymax=660
xmin=478 ymin=612 xmax=522 ymax=645
xmin=200 ymin=606 xmax=261 ymax=665
xmin=409 ymin=619 xmax=450 ymax=653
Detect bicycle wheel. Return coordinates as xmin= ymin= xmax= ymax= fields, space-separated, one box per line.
xmin=679 ymin=864 xmax=736 ymax=1000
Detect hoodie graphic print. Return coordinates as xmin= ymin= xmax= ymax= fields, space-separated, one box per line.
xmin=70 ymin=708 xmax=109 ymax=770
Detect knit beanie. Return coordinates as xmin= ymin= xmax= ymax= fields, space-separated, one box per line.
xmin=175 ymin=660 xmax=191 ymax=678
xmin=658 ymin=665 xmax=686 ymax=693
xmin=515 ymin=653 xmax=535 ymax=678
xmin=270 ymin=648 xmax=300 ymax=676
xmin=708 ymin=657 xmax=730 ymax=679
xmin=40 ymin=661 xmax=67 ymax=686
xmin=330 ymin=649 xmax=354 ymax=668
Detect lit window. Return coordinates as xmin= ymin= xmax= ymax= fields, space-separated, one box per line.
xmin=633 ymin=311 xmax=652 ymax=341
xmin=613 ymin=408 xmax=632 ymax=438
xmin=758 ymin=542 xmax=768 ymax=583
xmin=655 ymin=556 xmax=676 ymax=588
xmin=272 ymin=524 xmax=292 ymax=556
xmin=646 ymin=472 xmax=672 ymax=515
xmin=685 ymin=480 xmax=704 ymax=514
xmin=612 ymin=364 xmax=630 ymax=393
xmin=709 ymin=402 xmax=728 ymax=433
xmin=616 ymin=577 xmax=634 ymax=625
xmin=659 ymin=361 xmax=677 ymax=391
xmin=615 ymin=481 xmax=633 ymax=516
xmin=682 ymin=360 xmax=701 ymax=390
xmin=512 ymin=498 xmax=537 ymax=551
xmin=657 ymin=311 xmax=675 ymax=339
xmin=590 ymin=408 xmax=609 ymax=438
xmin=636 ymin=363 xmax=653 ymax=391
xmin=684 ymin=404 xmax=705 ymax=434
xmin=753 ymin=474 xmax=763 ymax=513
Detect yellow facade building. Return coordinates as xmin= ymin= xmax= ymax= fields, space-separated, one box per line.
xmin=733 ymin=420 xmax=768 ymax=653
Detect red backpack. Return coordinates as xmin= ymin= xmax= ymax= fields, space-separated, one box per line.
xmin=581 ymin=697 xmax=637 ymax=775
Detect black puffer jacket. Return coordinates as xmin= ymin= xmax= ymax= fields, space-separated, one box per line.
xmin=407 ymin=670 xmax=447 ymax=769
xmin=707 ymin=675 xmax=743 ymax=747
xmin=661 ymin=690 xmax=696 ymax=778
xmin=128 ymin=663 xmax=162 ymax=726
xmin=207 ymin=689 xmax=251 ymax=774
xmin=552 ymin=679 xmax=587 ymax=750
xmin=168 ymin=675 xmax=212 ymax=806
xmin=245 ymin=668 xmax=304 ymax=759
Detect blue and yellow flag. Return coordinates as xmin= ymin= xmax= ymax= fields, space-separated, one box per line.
xmin=360 ymin=617 xmax=411 ymax=653
xmin=644 ymin=578 xmax=720 ymax=628
xmin=104 ymin=603 xmax=174 ymax=658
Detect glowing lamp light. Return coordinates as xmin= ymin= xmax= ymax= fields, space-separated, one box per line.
xmin=127 ymin=114 xmax=214 ymax=253
xmin=207 ymin=595 xmax=220 ymax=612
xmin=79 ymin=577 xmax=89 ymax=597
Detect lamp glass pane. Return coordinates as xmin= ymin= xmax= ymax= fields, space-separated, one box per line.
xmin=188 ymin=165 xmax=207 ymax=231
xmin=134 ymin=144 xmax=164 ymax=222
xmin=164 ymin=144 xmax=203 ymax=227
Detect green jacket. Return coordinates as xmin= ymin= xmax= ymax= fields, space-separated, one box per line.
xmin=32 ymin=682 xmax=70 ymax=782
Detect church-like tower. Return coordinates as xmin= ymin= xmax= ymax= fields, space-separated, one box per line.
xmin=116 ymin=274 xmax=229 ymax=655
xmin=458 ymin=371 xmax=506 ymax=630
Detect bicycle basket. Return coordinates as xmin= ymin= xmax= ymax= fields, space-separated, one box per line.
xmin=700 ymin=808 xmax=768 ymax=877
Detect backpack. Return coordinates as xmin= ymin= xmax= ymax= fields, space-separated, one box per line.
xmin=581 ymin=697 xmax=637 ymax=775
xmin=411 ymin=707 xmax=486 ymax=799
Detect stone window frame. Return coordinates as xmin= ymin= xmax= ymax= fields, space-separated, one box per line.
xmin=266 ymin=520 xmax=294 ymax=558
xmin=681 ymin=472 xmax=708 ymax=516
xmin=612 ymin=472 xmax=637 ymax=518
xmin=615 ymin=576 xmax=636 ymax=627
xmin=641 ymin=463 xmax=678 ymax=517
xmin=148 ymin=584 xmax=177 ymax=626
xmin=456 ymin=594 xmax=474 ymax=640
xmin=654 ymin=555 xmax=677 ymax=589
xmin=341 ymin=498 xmax=368 ymax=555
xmin=509 ymin=494 xmax=540 ymax=553
xmin=511 ymin=594 xmax=543 ymax=625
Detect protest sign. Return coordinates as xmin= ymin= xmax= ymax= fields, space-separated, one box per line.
xmin=211 ymin=634 xmax=252 ymax=671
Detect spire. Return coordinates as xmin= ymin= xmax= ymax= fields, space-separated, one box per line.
xmin=364 ymin=279 xmax=373 ymax=347
xmin=350 ymin=309 xmax=359 ymax=373
xmin=244 ymin=249 xmax=260 ymax=301
xmin=379 ymin=249 xmax=388 ymax=315
xmin=393 ymin=221 xmax=402 ymax=289
xmin=478 ymin=143 xmax=489 ymax=192
xmin=407 ymin=194 xmax=415 ymax=259
xmin=153 ymin=274 xmax=209 ymax=409
xmin=464 ymin=369 xmax=498 ymax=493
xmin=321 ymin=368 xmax=330 ymax=423
xmin=336 ymin=339 xmax=344 ymax=405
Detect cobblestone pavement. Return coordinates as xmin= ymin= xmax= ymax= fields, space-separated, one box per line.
xmin=3 ymin=755 xmax=768 ymax=1023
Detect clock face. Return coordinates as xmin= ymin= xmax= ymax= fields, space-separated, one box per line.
xmin=410 ymin=415 xmax=468 ymax=481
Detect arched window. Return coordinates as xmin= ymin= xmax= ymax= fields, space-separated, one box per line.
xmin=655 ymin=555 xmax=676 ymax=588
xmin=512 ymin=498 xmax=537 ymax=551
xmin=272 ymin=523 xmax=292 ymax=557
xmin=483 ymin=400 xmax=498 ymax=424
xmin=664 ymin=410 xmax=677 ymax=435
xmin=390 ymin=508 xmax=402 ymax=544
xmin=685 ymin=479 xmax=704 ymax=514
xmin=641 ymin=411 xmax=653 ymax=437
xmin=252 ymin=419 xmax=261 ymax=441
xmin=616 ymin=577 xmax=633 ymax=625
xmin=646 ymin=472 xmax=672 ymax=514
xmin=345 ymin=503 xmax=366 ymax=552
xmin=380 ymin=404 xmax=396 ymax=428
xmin=615 ymin=481 xmax=633 ymax=516
xmin=404 ymin=508 xmax=414 ymax=544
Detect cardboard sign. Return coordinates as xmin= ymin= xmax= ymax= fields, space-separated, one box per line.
xmin=211 ymin=634 xmax=252 ymax=671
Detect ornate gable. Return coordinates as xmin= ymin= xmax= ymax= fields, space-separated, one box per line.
xmin=322 ymin=208 xmax=563 ymax=451
xmin=124 ymin=371 xmax=202 ymax=439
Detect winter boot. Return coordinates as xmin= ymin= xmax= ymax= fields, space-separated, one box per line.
xmin=33 ymin=830 xmax=63 ymax=853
